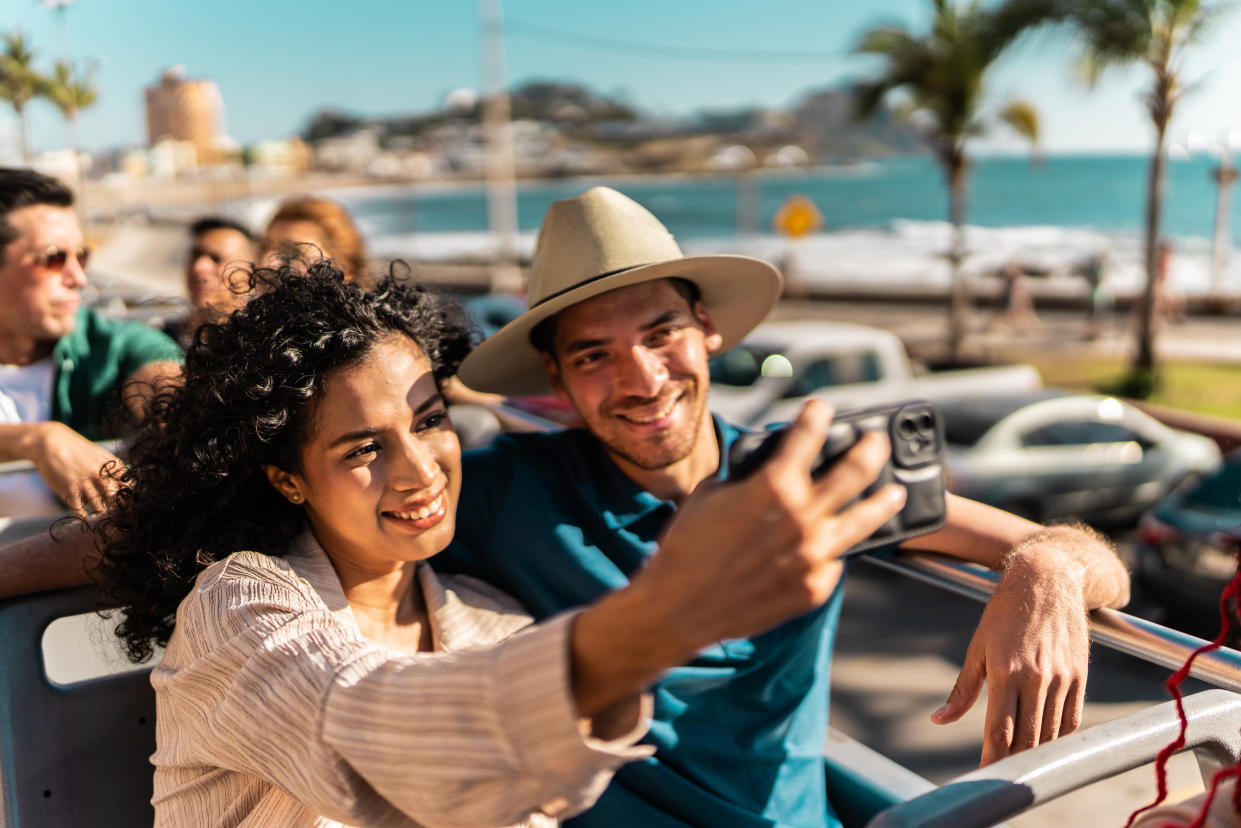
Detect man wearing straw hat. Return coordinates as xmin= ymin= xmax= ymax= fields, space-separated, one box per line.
xmin=442 ymin=186 xmax=1130 ymax=827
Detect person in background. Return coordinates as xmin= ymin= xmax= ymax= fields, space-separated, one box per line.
xmin=0 ymin=168 xmax=181 ymax=517
xmin=1153 ymin=239 xmax=1186 ymax=327
xmin=1084 ymin=252 xmax=1114 ymax=340
xmin=264 ymin=193 xmax=505 ymax=443
xmin=991 ymin=261 xmax=1039 ymax=331
xmin=261 ymin=195 xmax=369 ymax=283
xmin=164 ymin=216 xmax=255 ymax=348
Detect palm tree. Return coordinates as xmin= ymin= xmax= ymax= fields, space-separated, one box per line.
xmin=45 ymin=60 xmax=96 ymax=185
xmin=853 ymin=0 xmax=1054 ymax=362
xmin=1063 ymin=0 xmax=1229 ymax=383
xmin=0 ymin=30 xmax=49 ymax=164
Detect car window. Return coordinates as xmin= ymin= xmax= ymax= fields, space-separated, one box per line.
xmin=784 ymin=352 xmax=884 ymax=398
xmin=1020 ymin=420 xmax=1152 ymax=448
xmin=709 ymin=346 xmax=769 ymax=388
xmin=941 ymin=409 xmax=1001 ymax=447
xmin=1182 ymin=453 xmax=1241 ymax=510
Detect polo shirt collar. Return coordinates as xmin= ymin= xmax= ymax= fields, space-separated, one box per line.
xmin=592 ymin=414 xmax=740 ymax=530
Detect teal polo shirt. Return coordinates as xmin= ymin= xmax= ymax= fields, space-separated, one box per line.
xmin=50 ymin=308 xmax=182 ymax=440
xmin=438 ymin=417 xmax=845 ymax=828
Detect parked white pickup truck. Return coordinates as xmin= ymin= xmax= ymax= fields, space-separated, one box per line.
xmin=708 ymin=320 xmax=1042 ymax=428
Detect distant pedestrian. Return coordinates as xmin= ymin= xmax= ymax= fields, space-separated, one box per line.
xmin=1152 ymin=239 xmax=1185 ymax=326
xmin=991 ymin=261 xmax=1039 ymax=331
xmin=1084 ymin=253 xmax=1114 ymax=339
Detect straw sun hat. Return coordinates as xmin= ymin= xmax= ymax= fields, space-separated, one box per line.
xmin=457 ymin=186 xmax=783 ymax=396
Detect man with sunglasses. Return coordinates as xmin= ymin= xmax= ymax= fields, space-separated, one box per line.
xmin=0 ymin=168 xmax=182 ymax=516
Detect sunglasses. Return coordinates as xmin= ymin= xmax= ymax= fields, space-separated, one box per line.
xmin=31 ymin=244 xmax=91 ymax=272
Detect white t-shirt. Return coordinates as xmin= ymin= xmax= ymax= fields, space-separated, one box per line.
xmin=0 ymin=357 xmax=63 ymax=518
xmin=0 ymin=356 xmax=55 ymax=423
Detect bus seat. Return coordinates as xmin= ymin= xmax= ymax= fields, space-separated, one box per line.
xmin=0 ymin=586 xmax=154 ymax=828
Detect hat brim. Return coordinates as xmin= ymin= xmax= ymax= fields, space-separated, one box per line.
xmin=458 ymin=254 xmax=782 ymax=397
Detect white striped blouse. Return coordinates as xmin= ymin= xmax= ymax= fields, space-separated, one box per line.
xmin=150 ymin=533 xmax=653 ymax=827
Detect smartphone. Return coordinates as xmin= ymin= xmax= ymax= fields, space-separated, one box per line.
xmin=727 ymin=400 xmax=947 ymax=555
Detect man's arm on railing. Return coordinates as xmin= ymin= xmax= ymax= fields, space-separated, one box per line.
xmin=895 ymin=493 xmax=1131 ymax=766
xmin=0 ymin=422 xmax=122 ymax=517
xmin=0 ymin=520 xmax=98 ymax=599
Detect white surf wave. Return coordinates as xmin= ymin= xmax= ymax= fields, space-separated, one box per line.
xmin=369 ymin=220 xmax=1241 ymax=298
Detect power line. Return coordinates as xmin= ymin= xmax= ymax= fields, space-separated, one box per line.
xmin=505 ymin=19 xmax=847 ymax=61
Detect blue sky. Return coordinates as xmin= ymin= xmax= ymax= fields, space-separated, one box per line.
xmin=2 ymin=0 xmax=1240 ymax=157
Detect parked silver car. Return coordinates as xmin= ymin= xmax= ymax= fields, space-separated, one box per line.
xmin=708 ymin=320 xmax=1039 ymax=428
xmin=941 ymin=391 xmax=1220 ymax=526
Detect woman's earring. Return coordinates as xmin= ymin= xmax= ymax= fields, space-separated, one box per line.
xmin=289 ymin=492 xmax=303 ymax=504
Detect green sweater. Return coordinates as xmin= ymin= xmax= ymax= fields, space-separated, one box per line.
xmin=50 ymin=308 xmax=182 ymax=440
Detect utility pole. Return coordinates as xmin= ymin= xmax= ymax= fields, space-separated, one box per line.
xmin=1210 ymin=150 xmax=1239 ymax=299
xmin=42 ymin=0 xmax=85 ymax=210
xmin=478 ymin=0 xmax=522 ymax=294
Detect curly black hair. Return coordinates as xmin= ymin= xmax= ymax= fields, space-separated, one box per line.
xmin=95 ymin=260 xmax=474 ymax=662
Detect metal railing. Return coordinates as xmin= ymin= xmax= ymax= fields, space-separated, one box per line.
xmin=0 ymin=458 xmax=37 ymax=477
xmin=864 ymin=551 xmax=1241 ymax=693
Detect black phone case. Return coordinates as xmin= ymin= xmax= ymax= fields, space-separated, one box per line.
xmin=727 ymin=400 xmax=947 ymax=555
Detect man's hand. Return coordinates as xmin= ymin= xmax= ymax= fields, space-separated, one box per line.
xmin=26 ymin=422 xmax=122 ymax=517
xmin=644 ymin=402 xmax=906 ymax=646
xmin=570 ymin=400 xmax=907 ymax=717
xmin=928 ymin=526 xmax=1126 ymax=765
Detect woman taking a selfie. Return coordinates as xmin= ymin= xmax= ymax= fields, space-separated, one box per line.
xmin=95 ymin=262 xmax=898 ymax=827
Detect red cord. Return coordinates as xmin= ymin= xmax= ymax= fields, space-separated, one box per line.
xmin=1181 ymin=765 xmax=1241 ymax=828
xmin=1125 ymin=555 xmax=1241 ymax=827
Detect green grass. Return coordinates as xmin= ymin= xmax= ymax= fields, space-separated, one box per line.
xmin=1027 ymin=355 xmax=1241 ymax=420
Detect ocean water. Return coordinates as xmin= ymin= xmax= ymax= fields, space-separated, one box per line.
xmin=269 ymin=154 xmax=1241 ymax=297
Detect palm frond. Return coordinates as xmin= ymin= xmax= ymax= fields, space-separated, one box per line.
xmin=852 ymin=24 xmax=934 ymax=120
xmin=0 ymin=28 xmax=49 ymax=110
xmin=1176 ymin=0 xmax=1232 ymax=48
xmin=45 ymin=61 xmax=97 ymax=116
xmin=852 ymin=0 xmax=1040 ymax=145
xmin=998 ymin=99 xmax=1040 ymax=144
xmin=1066 ymin=0 xmax=1154 ymax=62
xmin=983 ymin=0 xmax=1073 ymax=56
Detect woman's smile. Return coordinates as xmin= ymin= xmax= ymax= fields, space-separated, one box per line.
xmin=382 ymin=489 xmax=449 ymax=529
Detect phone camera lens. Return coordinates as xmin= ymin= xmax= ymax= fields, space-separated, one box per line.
xmin=898 ymin=418 xmax=917 ymax=439
xmin=916 ymin=413 xmax=934 ymax=433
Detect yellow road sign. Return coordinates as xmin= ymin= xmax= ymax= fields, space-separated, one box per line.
xmin=773 ymin=195 xmax=824 ymax=238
